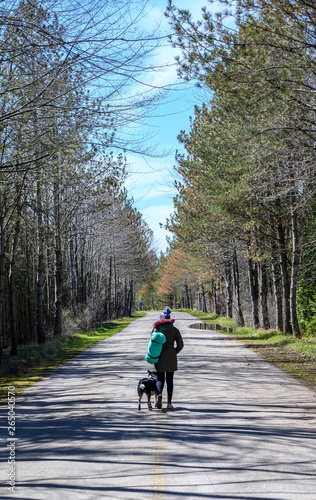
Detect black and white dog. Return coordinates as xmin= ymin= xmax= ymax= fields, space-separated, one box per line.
xmin=137 ymin=371 xmax=158 ymax=411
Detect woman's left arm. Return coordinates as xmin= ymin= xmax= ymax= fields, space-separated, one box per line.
xmin=175 ymin=328 xmax=184 ymax=354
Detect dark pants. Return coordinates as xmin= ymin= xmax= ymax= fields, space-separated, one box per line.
xmin=156 ymin=372 xmax=174 ymax=404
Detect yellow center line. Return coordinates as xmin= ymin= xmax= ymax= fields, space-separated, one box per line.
xmin=151 ymin=410 xmax=166 ymax=499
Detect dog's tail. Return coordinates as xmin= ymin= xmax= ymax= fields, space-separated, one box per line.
xmin=139 ymin=383 xmax=145 ymax=390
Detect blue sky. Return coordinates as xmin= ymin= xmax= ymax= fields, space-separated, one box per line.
xmin=124 ymin=0 xmax=212 ymax=253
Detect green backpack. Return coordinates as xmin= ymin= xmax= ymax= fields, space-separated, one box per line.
xmin=144 ymin=330 xmax=166 ymax=364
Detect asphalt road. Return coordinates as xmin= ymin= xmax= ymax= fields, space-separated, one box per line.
xmin=1 ymin=311 xmax=316 ymax=500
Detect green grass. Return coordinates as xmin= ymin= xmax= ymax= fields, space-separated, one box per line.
xmin=0 ymin=312 xmax=146 ymax=404
xmin=179 ymin=309 xmax=316 ymax=391
xmin=176 ymin=308 xmax=236 ymax=329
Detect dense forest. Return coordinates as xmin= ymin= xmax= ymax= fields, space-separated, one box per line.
xmin=0 ymin=0 xmax=157 ymax=363
xmin=142 ymin=0 xmax=316 ymax=337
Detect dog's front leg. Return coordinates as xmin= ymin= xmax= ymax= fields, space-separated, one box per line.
xmin=147 ymin=394 xmax=152 ymax=410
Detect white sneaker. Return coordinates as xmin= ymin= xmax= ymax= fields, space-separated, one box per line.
xmin=167 ymin=403 xmax=174 ymax=409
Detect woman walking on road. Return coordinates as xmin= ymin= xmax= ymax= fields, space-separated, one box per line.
xmin=153 ymin=307 xmax=184 ymax=409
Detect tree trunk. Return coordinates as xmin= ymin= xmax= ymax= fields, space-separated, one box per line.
xmin=0 ymin=218 xmax=4 ymax=363
xmin=224 ymin=255 xmax=233 ymax=318
xmin=277 ymin=223 xmax=292 ymax=334
xmin=124 ymin=278 xmax=128 ymax=316
xmin=114 ymin=257 xmax=118 ymax=318
xmin=75 ymin=234 xmax=80 ymax=305
xmin=173 ymin=292 xmax=177 ymax=310
xmin=45 ymin=200 xmax=53 ymax=326
xmin=232 ymin=248 xmax=244 ymax=327
xmin=247 ymin=258 xmax=259 ymax=328
xmin=25 ymin=236 xmax=34 ymax=343
xmin=53 ymin=174 xmax=63 ymax=338
xmin=259 ymin=260 xmax=270 ymax=330
xmin=189 ymin=286 xmax=193 ymax=309
xmin=69 ymin=239 xmax=76 ymax=315
xmin=108 ymin=256 xmax=112 ymax=319
xmin=80 ymin=253 xmax=86 ymax=304
xmin=201 ymin=284 xmax=207 ymax=313
xmin=184 ymin=282 xmax=189 ymax=309
xmin=271 ymin=244 xmax=283 ymax=331
xmin=212 ymin=281 xmax=218 ymax=314
xmin=9 ymin=217 xmax=21 ymax=355
xmin=181 ymin=294 xmax=185 ymax=308
xmin=197 ymin=291 xmax=201 ymax=311
xmin=290 ymin=189 xmax=301 ymax=336
xmin=213 ymin=282 xmax=220 ymax=315
xmin=128 ymin=278 xmax=134 ymax=316
xmin=36 ymin=175 xmax=45 ymax=343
